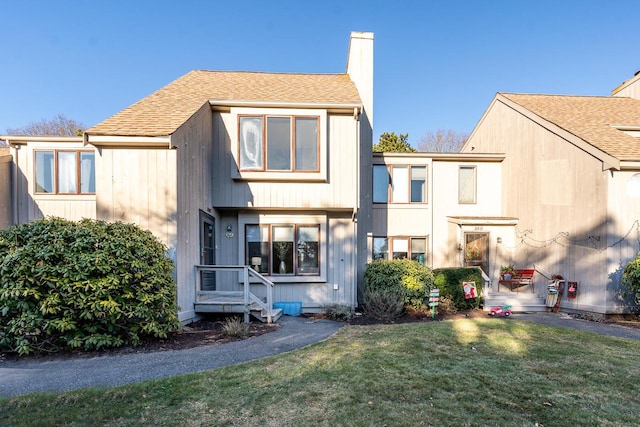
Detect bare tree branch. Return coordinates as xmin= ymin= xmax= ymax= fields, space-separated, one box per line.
xmin=6 ymin=114 xmax=85 ymax=137
xmin=417 ymin=129 xmax=469 ymax=153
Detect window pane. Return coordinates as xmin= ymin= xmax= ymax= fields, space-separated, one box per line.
xmin=392 ymin=238 xmax=408 ymax=259
xmin=372 ymin=237 xmax=388 ymax=260
xmin=267 ymin=117 xmax=291 ymax=170
xmin=272 ymin=225 xmax=294 ymax=275
xmin=294 ymin=118 xmax=318 ymax=171
xmin=411 ymin=238 xmax=427 ymax=265
xmin=392 ymin=166 xmax=409 ymax=203
xmin=297 ymin=226 xmax=319 ymax=275
xmin=247 ymin=225 xmax=269 ymax=274
xmin=459 ymin=166 xmax=476 ymax=203
xmin=80 ymin=152 xmax=95 ymax=193
xmin=58 ymin=152 xmax=77 ymax=193
xmin=373 ymin=165 xmax=389 ymax=203
xmin=240 ymin=117 xmax=263 ymax=170
xmin=35 ymin=151 xmax=54 ymax=193
xmin=411 ymin=166 xmax=426 ymax=203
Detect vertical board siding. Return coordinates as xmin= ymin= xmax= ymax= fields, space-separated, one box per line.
xmin=0 ymin=156 xmax=11 ymax=228
xmin=172 ymin=104 xmax=214 ymax=321
xmin=212 ymin=113 xmax=359 ymax=209
xmin=12 ymin=142 xmax=96 ymax=224
xmin=465 ymin=100 xmax=615 ymax=312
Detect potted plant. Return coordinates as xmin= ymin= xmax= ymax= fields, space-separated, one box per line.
xmin=501 ymin=264 xmax=515 ymax=280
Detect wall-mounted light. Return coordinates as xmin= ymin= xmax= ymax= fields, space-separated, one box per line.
xmin=225 ymin=224 xmax=234 ymax=238
xmin=226 ymin=225 xmax=232 ymax=232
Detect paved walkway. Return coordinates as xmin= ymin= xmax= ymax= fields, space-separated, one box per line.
xmin=0 ymin=316 xmax=343 ymax=398
xmin=2 ymin=312 xmax=640 ymax=398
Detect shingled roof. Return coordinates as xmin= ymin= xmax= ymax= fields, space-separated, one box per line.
xmin=86 ymin=70 xmax=362 ymax=137
xmin=500 ymin=93 xmax=640 ymax=161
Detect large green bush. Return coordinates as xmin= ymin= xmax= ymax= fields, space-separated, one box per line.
xmin=0 ymin=218 xmax=181 ymax=355
xmin=433 ymin=267 xmax=483 ymax=310
xmin=622 ymin=254 xmax=640 ymax=307
xmin=363 ymin=258 xmax=435 ymax=309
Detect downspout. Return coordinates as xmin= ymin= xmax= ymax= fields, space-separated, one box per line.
xmin=11 ymin=145 xmax=18 ymax=225
xmin=353 ymin=107 xmax=360 ymax=309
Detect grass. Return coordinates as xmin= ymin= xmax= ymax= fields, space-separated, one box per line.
xmin=1 ymin=318 xmax=639 ymax=426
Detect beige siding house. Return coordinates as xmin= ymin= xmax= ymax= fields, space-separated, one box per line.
xmin=463 ymin=78 xmax=640 ymax=314
xmin=82 ymin=32 xmax=374 ymax=322
xmin=0 ymin=137 xmax=97 ymax=225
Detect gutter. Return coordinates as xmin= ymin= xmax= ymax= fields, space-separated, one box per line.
xmin=209 ymin=99 xmax=363 ymax=114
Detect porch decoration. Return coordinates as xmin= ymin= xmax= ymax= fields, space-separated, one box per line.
xmin=428 ymin=288 xmax=440 ymax=318
xmin=463 ymin=281 xmax=477 ymax=299
xmin=465 ymin=244 xmax=481 ymax=260
xmin=500 ymin=264 xmax=515 ymax=280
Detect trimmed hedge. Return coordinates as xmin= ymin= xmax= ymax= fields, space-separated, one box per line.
xmin=0 ymin=218 xmax=181 ymax=355
xmin=363 ymin=259 xmax=435 ymax=309
xmin=433 ymin=267 xmax=483 ymax=310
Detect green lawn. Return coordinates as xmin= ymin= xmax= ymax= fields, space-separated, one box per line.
xmin=1 ymin=318 xmax=639 ymax=426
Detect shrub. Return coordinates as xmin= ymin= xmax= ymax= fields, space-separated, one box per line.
xmin=363 ymin=259 xmax=435 ymax=309
xmin=363 ymin=287 xmax=404 ymax=322
xmin=323 ymin=304 xmax=353 ymax=322
xmin=0 ymin=218 xmax=181 ymax=355
xmin=221 ymin=316 xmax=249 ymax=338
xmin=433 ymin=267 xmax=483 ymax=310
xmin=622 ymin=255 xmax=640 ymax=307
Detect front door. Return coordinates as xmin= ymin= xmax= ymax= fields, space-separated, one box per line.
xmin=464 ymin=232 xmax=489 ymax=274
xmin=200 ymin=212 xmax=216 ymax=291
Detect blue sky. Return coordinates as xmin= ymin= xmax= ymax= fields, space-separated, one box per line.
xmin=2 ymin=0 xmax=639 ymax=146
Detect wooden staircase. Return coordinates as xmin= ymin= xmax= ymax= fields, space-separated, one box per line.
xmin=193 ymin=265 xmax=282 ymax=323
xmin=195 ymin=291 xmax=283 ymax=323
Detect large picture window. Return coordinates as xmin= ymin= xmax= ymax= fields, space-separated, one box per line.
xmin=245 ymin=224 xmax=320 ymax=276
xmin=373 ymin=165 xmax=427 ymax=203
xmin=372 ymin=236 xmax=428 ymax=265
xmin=34 ymin=150 xmax=95 ymax=194
xmin=239 ymin=115 xmax=319 ymax=172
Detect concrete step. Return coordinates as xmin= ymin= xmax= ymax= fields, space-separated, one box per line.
xmin=484 ymin=292 xmax=547 ymax=313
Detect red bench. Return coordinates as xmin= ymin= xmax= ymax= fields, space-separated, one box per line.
xmin=498 ymin=269 xmax=535 ymax=293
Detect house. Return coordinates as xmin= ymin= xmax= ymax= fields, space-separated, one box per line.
xmin=371 ymin=151 xmax=512 ymax=276
xmin=462 ymin=72 xmax=640 ymax=314
xmin=0 ymin=136 xmax=96 ymax=226
xmin=77 ymin=32 xmax=373 ymax=322
xmin=3 ymin=31 xmax=639 ymax=319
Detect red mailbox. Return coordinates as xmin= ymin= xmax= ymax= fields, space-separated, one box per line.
xmin=567 ymin=281 xmax=578 ymax=299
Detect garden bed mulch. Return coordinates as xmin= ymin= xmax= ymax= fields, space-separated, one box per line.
xmin=2 ymin=310 xmax=639 ymax=362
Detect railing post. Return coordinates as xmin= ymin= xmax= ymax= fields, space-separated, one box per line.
xmin=243 ymin=266 xmax=250 ymax=324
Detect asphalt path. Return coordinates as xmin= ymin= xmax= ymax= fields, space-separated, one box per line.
xmin=2 ymin=312 xmax=640 ymax=398
xmin=0 ymin=316 xmax=343 ymax=398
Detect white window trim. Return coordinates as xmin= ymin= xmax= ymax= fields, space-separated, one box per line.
xmin=230 ymin=107 xmax=327 ymax=182
xmin=238 ymin=213 xmax=327 ymax=283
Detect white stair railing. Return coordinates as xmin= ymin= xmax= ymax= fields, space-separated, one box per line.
xmin=194 ymin=265 xmax=276 ymax=323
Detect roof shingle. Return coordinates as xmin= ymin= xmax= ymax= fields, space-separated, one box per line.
xmin=87 ymin=70 xmax=362 ymax=137
xmin=501 ymin=93 xmax=640 ymax=161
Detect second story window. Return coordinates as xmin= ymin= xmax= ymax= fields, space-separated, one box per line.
xmin=373 ymin=165 xmax=427 ymax=203
xmin=239 ymin=115 xmax=319 ymax=172
xmin=459 ymin=166 xmax=477 ymax=204
xmin=34 ymin=150 xmax=95 ymax=195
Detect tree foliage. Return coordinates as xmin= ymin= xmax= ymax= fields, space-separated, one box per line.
xmin=417 ymin=129 xmax=469 ymax=153
xmin=6 ymin=114 xmax=85 ymax=137
xmin=0 ymin=218 xmax=181 ymax=355
xmin=373 ymin=132 xmax=416 ymax=153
